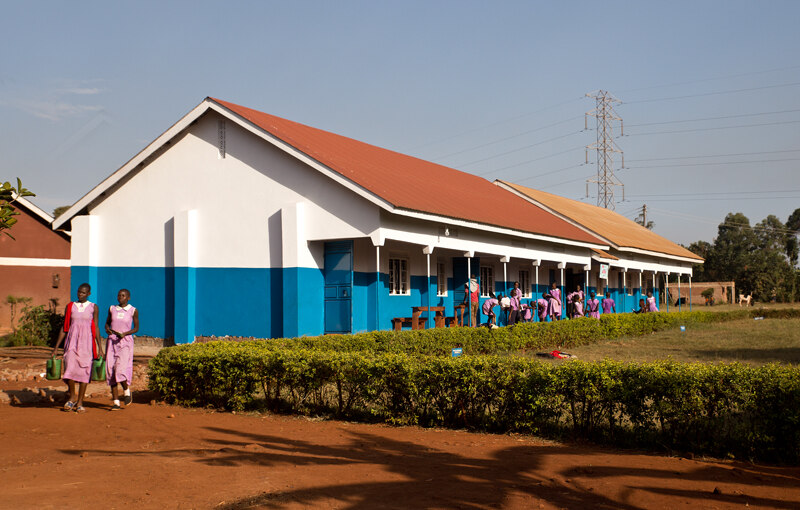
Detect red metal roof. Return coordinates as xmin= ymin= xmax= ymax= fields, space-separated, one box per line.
xmin=209 ymin=98 xmax=603 ymax=245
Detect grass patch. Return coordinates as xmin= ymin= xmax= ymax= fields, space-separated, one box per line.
xmin=546 ymin=318 xmax=800 ymax=365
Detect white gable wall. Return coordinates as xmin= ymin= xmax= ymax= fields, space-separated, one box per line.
xmin=78 ymin=111 xmax=380 ymax=270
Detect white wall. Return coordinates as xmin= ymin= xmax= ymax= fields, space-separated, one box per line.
xmin=80 ymin=112 xmax=380 ymax=269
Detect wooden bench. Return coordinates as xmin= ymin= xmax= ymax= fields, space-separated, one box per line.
xmin=391 ymin=317 xmax=426 ymax=331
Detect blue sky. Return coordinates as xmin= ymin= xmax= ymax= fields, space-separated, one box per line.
xmin=1 ymin=0 xmax=798 ymax=246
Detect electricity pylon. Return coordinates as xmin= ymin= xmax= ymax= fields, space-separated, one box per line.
xmin=585 ymin=90 xmax=624 ymax=210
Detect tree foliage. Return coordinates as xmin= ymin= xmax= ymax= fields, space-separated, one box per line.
xmin=0 ymin=178 xmax=35 ymax=239
xmin=690 ymin=210 xmax=800 ymax=302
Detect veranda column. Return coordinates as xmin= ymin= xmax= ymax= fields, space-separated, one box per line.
xmin=424 ymin=246 xmax=435 ymax=329
xmin=174 ymin=209 xmax=197 ymax=344
xmin=622 ymin=269 xmax=627 ymax=313
xmin=558 ymin=262 xmax=566 ymax=319
xmin=689 ymin=274 xmax=693 ymax=311
xmin=465 ymin=251 xmax=474 ymax=327
xmin=678 ymin=274 xmax=682 ymax=312
xmin=665 ymin=272 xmax=670 ymax=312
xmin=533 ymin=259 xmax=541 ymax=322
xmin=376 ymin=244 xmax=380 ymax=330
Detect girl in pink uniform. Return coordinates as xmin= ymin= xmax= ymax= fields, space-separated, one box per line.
xmin=52 ymin=283 xmax=103 ymax=413
xmin=105 ymin=289 xmax=139 ymax=410
xmin=545 ymin=282 xmax=562 ymax=321
xmin=585 ymin=291 xmax=601 ymax=319
xmin=646 ymin=291 xmax=659 ymax=312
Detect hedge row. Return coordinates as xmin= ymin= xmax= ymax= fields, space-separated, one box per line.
xmin=148 ymin=343 xmax=800 ymax=463
xmin=200 ymin=308 xmax=800 ymax=357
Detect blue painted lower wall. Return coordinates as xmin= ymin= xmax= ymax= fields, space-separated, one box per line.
xmin=70 ymin=266 xmax=669 ymax=342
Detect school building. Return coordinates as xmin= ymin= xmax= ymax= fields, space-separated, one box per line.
xmin=1 ymin=196 xmax=71 ymax=334
xmin=53 ymin=97 xmax=702 ymax=344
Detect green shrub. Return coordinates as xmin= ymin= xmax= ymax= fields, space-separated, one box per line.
xmin=149 ymin=343 xmax=800 ymax=463
xmin=8 ymin=305 xmax=64 ymax=346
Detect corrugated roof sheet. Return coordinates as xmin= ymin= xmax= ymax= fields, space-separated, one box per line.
xmin=210 ymin=98 xmax=603 ymax=245
xmin=499 ymin=181 xmax=703 ymax=261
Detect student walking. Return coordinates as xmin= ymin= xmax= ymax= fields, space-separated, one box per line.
xmin=586 ymin=291 xmax=601 ymax=318
xmin=51 ymin=283 xmax=103 ymax=413
xmin=601 ymin=295 xmax=616 ymax=314
xmin=105 ymin=289 xmax=139 ymax=410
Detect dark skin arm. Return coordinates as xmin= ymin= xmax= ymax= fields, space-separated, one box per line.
xmin=93 ymin=305 xmax=104 ymax=358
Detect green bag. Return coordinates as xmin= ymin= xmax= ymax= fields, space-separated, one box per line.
xmin=91 ymin=357 xmax=106 ymax=382
xmin=46 ymin=357 xmax=62 ymax=380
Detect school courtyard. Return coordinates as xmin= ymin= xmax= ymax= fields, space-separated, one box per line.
xmin=2 ymin=310 xmax=800 ymax=509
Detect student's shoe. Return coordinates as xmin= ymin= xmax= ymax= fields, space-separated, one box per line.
xmin=74 ymin=405 xmax=86 ymax=413
xmin=110 ymin=403 xmax=122 ymax=411
xmin=123 ymin=391 xmax=133 ymax=406
xmin=62 ymin=401 xmax=76 ymax=412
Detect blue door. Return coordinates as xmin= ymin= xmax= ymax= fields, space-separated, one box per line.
xmin=324 ymin=241 xmax=353 ymax=334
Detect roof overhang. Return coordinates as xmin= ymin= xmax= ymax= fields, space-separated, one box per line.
xmin=53 ymin=98 xmax=611 ymax=250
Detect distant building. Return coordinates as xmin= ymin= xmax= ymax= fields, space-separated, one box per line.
xmin=54 ymin=98 xmax=702 ymax=343
xmin=0 ymin=197 xmax=71 ymax=334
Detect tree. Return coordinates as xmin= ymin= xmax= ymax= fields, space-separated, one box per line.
xmin=786 ymin=207 xmax=800 ymax=267
xmin=1 ymin=178 xmax=35 ymax=239
xmin=686 ymin=240 xmax=712 ymax=281
xmin=52 ymin=206 xmax=70 ymax=219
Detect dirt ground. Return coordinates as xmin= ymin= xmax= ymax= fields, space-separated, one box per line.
xmin=2 ymin=348 xmax=800 ymax=509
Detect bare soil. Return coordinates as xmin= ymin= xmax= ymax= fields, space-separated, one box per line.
xmin=2 ymin=347 xmax=799 ymax=509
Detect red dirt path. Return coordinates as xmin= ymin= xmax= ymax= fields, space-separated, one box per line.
xmin=2 ymin=350 xmax=800 ymax=509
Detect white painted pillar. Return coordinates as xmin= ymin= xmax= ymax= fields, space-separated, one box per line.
xmin=424 ymin=245 xmax=434 ymax=329
xmin=376 ymin=244 xmax=380 ymax=330
xmin=533 ymin=260 xmax=540 ymax=322
xmin=689 ymin=275 xmax=693 ymax=311
xmin=678 ymin=274 xmax=682 ymax=312
xmin=174 ymin=209 xmax=198 ymax=344
xmin=665 ymin=272 xmax=670 ymax=312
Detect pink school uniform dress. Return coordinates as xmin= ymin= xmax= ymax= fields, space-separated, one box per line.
xmin=106 ymin=304 xmax=136 ymax=386
xmin=548 ymin=289 xmax=562 ymax=319
xmin=482 ymin=298 xmax=499 ymax=320
xmin=602 ymin=298 xmax=616 ymax=314
xmin=536 ymin=298 xmax=549 ymax=321
xmin=62 ymin=301 xmax=96 ymax=384
xmin=573 ymin=300 xmax=584 ymax=317
xmin=647 ymin=296 xmax=659 ymax=312
xmin=586 ymin=298 xmax=600 ymax=318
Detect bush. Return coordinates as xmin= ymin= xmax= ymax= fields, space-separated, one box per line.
xmin=199 ymin=309 xmax=773 ymax=357
xmin=7 ymin=305 xmax=64 ymax=346
xmin=148 ymin=343 xmax=800 ymax=463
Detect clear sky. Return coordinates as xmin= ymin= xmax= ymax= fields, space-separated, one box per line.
xmin=1 ymin=0 xmax=798 ymax=246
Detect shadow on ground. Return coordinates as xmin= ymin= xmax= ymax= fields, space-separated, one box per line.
xmin=59 ymin=423 xmax=800 ymax=509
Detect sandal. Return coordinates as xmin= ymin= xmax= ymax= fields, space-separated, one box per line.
xmin=74 ymin=405 xmax=86 ymax=413
xmin=62 ymin=401 xmax=76 ymax=412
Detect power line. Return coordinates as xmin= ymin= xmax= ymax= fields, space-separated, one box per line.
xmin=457 ymin=130 xmax=583 ymax=167
xmin=626 ymin=108 xmax=800 ymax=127
xmin=622 ymin=81 xmax=800 ymax=105
xmin=626 ymin=118 xmax=800 ymax=137
xmin=617 ymin=64 xmax=800 ymax=95
xmin=626 ymin=148 xmax=800 ymax=163
xmin=432 ymin=115 xmax=584 ymax=161
xmin=627 ymin=157 xmax=800 ymax=170
xmin=627 ymin=189 xmax=800 ymax=198
xmin=407 ymin=96 xmax=584 ymax=152
xmin=638 ymin=195 xmax=800 ymax=203
xmin=498 ymin=163 xmax=585 ymax=183
xmin=475 ymin=147 xmax=585 ymax=177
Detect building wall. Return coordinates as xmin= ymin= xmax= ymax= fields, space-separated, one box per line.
xmin=71 ymin=111 xmax=378 ymax=341
xmin=0 ymin=204 xmax=70 ymax=333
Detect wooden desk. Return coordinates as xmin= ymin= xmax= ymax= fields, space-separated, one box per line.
xmin=453 ymin=304 xmax=466 ymax=327
xmin=412 ymin=306 xmax=446 ymax=329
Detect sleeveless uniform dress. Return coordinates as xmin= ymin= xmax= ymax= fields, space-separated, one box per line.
xmin=62 ymin=301 xmax=96 ymax=384
xmin=106 ymin=304 xmax=136 ymax=385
